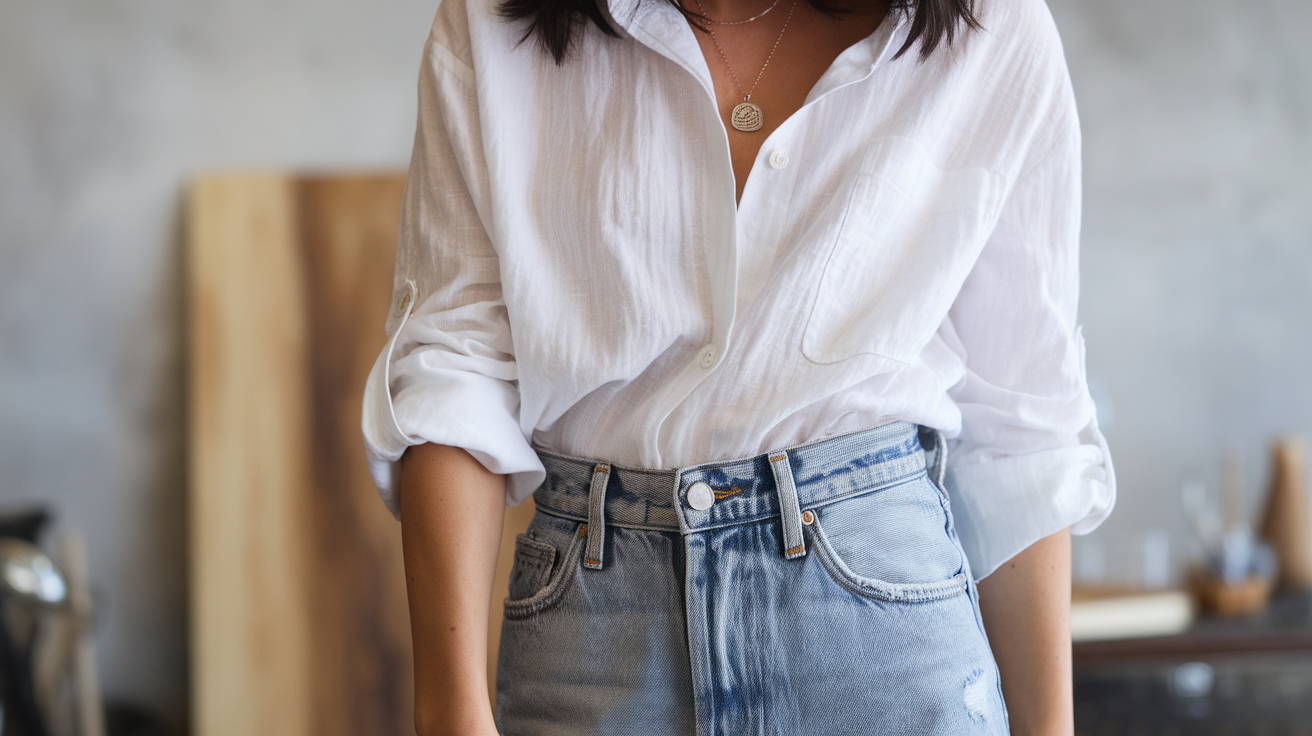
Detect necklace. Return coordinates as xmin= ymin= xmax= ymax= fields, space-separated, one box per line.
xmin=698 ymin=0 xmax=781 ymax=25
xmin=695 ymin=0 xmax=798 ymax=132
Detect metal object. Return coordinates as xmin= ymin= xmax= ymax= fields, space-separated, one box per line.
xmin=0 ymin=535 xmax=69 ymax=736
xmin=695 ymin=0 xmax=799 ymax=132
xmin=0 ymin=539 xmax=67 ymax=607
xmin=694 ymin=0 xmax=782 ymax=25
xmin=687 ymin=482 xmax=715 ymax=511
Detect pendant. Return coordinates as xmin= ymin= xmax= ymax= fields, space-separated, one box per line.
xmin=731 ymin=101 xmax=764 ymax=132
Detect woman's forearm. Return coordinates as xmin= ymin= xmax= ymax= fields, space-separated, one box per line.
xmin=976 ymin=528 xmax=1073 ymax=736
xmin=400 ymin=443 xmax=506 ymax=736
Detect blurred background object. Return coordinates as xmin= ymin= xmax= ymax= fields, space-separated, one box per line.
xmin=2 ymin=0 xmax=1312 ymax=733
xmin=0 ymin=510 xmax=68 ymax=736
xmin=1070 ymin=589 xmax=1195 ymax=643
xmin=186 ymin=173 xmax=412 ymax=736
xmin=185 ymin=173 xmax=533 ymax=735
xmin=1261 ymin=437 xmax=1312 ymax=591
xmin=1182 ymin=453 xmax=1277 ymax=618
xmin=0 ymin=510 xmax=105 ymax=736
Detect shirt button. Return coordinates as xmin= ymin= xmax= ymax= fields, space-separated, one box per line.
xmin=768 ymin=148 xmax=789 ymax=169
xmin=687 ymin=481 xmax=715 ymax=510
xmin=697 ymin=345 xmax=717 ymax=369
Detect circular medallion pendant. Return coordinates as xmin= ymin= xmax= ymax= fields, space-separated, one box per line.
xmin=731 ymin=102 xmax=764 ymax=132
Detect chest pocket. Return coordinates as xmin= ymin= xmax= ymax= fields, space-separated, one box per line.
xmin=802 ymin=136 xmax=1004 ymax=367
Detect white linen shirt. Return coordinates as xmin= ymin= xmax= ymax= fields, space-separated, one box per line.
xmin=362 ymin=0 xmax=1116 ymax=578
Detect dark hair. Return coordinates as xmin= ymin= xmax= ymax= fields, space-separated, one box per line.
xmin=499 ymin=0 xmax=979 ymax=65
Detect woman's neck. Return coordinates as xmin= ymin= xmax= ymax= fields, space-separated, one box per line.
xmin=686 ymin=0 xmax=887 ymax=203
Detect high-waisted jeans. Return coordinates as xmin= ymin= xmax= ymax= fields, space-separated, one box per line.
xmin=495 ymin=422 xmax=1008 ymax=735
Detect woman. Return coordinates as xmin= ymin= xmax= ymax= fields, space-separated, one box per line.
xmin=362 ymin=0 xmax=1115 ymax=730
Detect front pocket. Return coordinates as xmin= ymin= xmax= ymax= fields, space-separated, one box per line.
xmin=810 ymin=521 xmax=968 ymax=603
xmin=802 ymin=136 xmax=1004 ymax=367
xmin=805 ymin=475 xmax=968 ymax=603
xmin=507 ymin=535 xmax=558 ymax=601
xmin=503 ymin=514 xmax=585 ymax=620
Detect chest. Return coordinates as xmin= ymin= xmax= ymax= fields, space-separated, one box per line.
xmin=686 ymin=2 xmax=888 ymax=202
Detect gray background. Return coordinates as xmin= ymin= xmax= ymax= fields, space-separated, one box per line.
xmin=1 ymin=0 xmax=1308 ymax=726
xmin=0 ymin=0 xmax=436 ymax=728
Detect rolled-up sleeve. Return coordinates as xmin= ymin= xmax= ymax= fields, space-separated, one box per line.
xmin=362 ymin=32 xmax=544 ymax=518
xmin=944 ymin=124 xmax=1116 ymax=580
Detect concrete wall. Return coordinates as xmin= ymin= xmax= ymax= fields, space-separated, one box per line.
xmin=0 ymin=0 xmax=435 ymax=727
xmin=1051 ymin=0 xmax=1312 ymax=585
xmin=1 ymin=0 xmax=1309 ymax=726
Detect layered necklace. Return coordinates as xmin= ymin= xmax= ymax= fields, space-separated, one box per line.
xmin=694 ymin=0 xmax=799 ymax=132
xmin=699 ymin=0 xmax=782 ymax=24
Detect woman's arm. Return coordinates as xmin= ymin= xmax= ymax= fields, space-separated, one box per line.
xmin=977 ymin=527 xmax=1073 ymax=736
xmin=400 ymin=443 xmax=506 ymax=736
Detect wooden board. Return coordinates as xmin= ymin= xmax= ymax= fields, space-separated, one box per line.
xmin=295 ymin=175 xmax=415 ymax=736
xmin=188 ymin=173 xmax=532 ymax=736
xmin=188 ymin=174 xmax=313 ymax=736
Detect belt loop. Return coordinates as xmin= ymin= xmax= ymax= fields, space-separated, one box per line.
xmin=583 ymin=463 xmax=611 ymax=570
xmin=929 ymin=428 xmax=948 ymax=492
xmin=768 ymin=452 xmax=806 ymax=559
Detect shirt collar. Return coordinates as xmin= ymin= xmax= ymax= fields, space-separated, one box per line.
xmin=605 ymin=0 xmax=716 ymax=95
xmin=603 ymin=0 xmax=910 ymax=106
xmin=805 ymin=7 xmax=908 ymax=104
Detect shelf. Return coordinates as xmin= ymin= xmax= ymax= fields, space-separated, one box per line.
xmin=1075 ymin=593 xmax=1312 ymax=665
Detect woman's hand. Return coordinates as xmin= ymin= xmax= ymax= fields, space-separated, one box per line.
xmin=400 ymin=443 xmax=507 ymax=736
xmin=977 ymin=528 xmax=1074 ymax=736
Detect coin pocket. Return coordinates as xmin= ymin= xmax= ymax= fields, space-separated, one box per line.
xmin=507 ymin=535 xmax=558 ymax=602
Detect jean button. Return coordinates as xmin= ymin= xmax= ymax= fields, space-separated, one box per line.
xmin=687 ymin=482 xmax=715 ymax=510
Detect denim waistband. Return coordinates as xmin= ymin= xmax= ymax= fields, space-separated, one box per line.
xmin=532 ymin=422 xmax=933 ymax=536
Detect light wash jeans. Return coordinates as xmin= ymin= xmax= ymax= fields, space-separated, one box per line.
xmin=496 ymin=422 xmax=1008 ymax=735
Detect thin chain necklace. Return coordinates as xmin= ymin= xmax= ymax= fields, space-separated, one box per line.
xmin=695 ymin=0 xmax=798 ymax=132
xmin=698 ymin=0 xmax=781 ymax=25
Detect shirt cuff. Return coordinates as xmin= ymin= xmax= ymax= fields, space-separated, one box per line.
xmin=945 ymin=417 xmax=1116 ymax=579
xmin=361 ymin=286 xmax=545 ymax=518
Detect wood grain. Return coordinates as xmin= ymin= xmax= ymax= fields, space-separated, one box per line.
xmin=295 ymin=175 xmax=414 ymax=736
xmin=189 ymin=172 xmax=534 ymax=736
xmin=188 ymin=175 xmax=314 ymax=736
